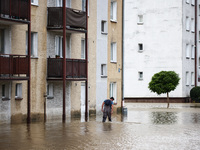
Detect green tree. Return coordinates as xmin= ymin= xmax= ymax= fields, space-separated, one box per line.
xmin=148 ymin=71 xmax=180 ymax=108
xmin=190 ymin=86 xmax=200 ymax=103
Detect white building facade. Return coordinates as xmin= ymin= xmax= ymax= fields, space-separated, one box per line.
xmin=124 ymin=0 xmax=200 ymax=102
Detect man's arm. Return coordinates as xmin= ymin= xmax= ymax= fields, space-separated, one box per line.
xmin=101 ymin=102 xmax=105 ymax=112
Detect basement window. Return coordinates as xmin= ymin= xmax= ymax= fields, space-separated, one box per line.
xmin=2 ymin=84 xmax=10 ymax=100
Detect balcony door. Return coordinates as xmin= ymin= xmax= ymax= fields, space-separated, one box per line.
xmin=0 ymin=29 xmax=10 ymax=54
xmin=55 ymin=35 xmax=71 ymax=58
xmin=56 ymin=0 xmax=71 ymax=7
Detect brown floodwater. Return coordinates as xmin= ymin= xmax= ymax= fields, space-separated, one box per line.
xmin=0 ymin=103 xmax=200 ymax=150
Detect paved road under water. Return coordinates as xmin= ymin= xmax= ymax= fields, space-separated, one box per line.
xmin=0 ymin=103 xmax=200 ymax=150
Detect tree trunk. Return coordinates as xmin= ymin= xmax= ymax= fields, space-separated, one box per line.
xmin=167 ymin=92 xmax=169 ymax=108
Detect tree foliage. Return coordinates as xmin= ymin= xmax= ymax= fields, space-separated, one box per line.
xmin=148 ymin=71 xmax=180 ymax=95
xmin=190 ymin=86 xmax=200 ymax=103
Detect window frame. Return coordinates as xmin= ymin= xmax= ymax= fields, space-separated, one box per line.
xmin=111 ymin=42 xmax=117 ymax=63
xmin=138 ymin=43 xmax=143 ymax=52
xmin=110 ymin=82 xmax=117 ymax=103
xmin=191 ymin=45 xmax=195 ymax=59
xmin=55 ymin=35 xmax=63 ymax=58
xmin=191 ymin=18 xmax=195 ymax=32
xmin=101 ymin=20 xmax=108 ymax=34
xmin=31 ymin=0 xmax=38 ymax=6
xmin=191 ymin=72 xmax=194 ymax=86
xmin=26 ymin=32 xmax=38 ymax=58
xmin=137 ymin=15 xmax=144 ymax=25
xmin=81 ymin=38 xmax=85 ymax=59
xmin=138 ymin=72 xmax=143 ymax=80
xmin=101 ymin=64 xmax=107 ymax=77
xmin=2 ymin=84 xmax=11 ymax=100
xmin=186 ymin=71 xmax=189 ymax=86
xmin=47 ymin=83 xmax=54 ymax=99
xmin=15 ymin=83 xmax=22 ymax=99
xmin=56 ymin=0 xmax=71 ymax=7
xmin=110 ymin=1 xmax=117 ymax=22
xmin=0 ymin=29 xmax=5 ymax=54
xmin=186 ymin=44 xmax=190 ymax=58
xmin=186 ymin=16 xmax=190 ymax=31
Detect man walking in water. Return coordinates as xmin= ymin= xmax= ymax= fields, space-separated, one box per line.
xmin=101 ymin=97 xmax=114 ymax=122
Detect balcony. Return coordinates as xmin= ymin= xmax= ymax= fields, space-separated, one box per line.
xmin=47 ymin=58 xmax=87 ymax=80
xmin=0 ymin=0 xmax=30 ymax=24
xmin=0 ymin=54 xmax=29 ymax=79
xmin=47 ymin=7 xmax=86 ymax=32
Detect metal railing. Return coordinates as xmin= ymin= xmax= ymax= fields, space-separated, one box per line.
xmin=0 ymin=0 xmax=29 ymax=21
xmin=47 ymin=58 xmax=86 ymax=79
xmin=0 ymin=54 xmax=29 ymax=76
xmin=47 ymin=7 xmax=86 ymax=29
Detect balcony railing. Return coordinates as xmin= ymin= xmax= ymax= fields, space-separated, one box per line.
xmin=0 ymin=54 xmax=29 ymax=77
xmin=0 ymin=0 xmax=29 ymax=21
xmin=47 ymin=7 xmax=86 ymax=30
xmin=47 ymin=58 xmax=87 ymax=79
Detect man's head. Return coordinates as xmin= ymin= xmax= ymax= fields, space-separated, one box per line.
xmin=110 ymin=97 xmax=114 ymax=101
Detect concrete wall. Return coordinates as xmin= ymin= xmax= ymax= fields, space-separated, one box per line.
xmin=124 ymin=0 xmax=189 ymax=98
xmin=96 ymin=0 xmax=108 ymax=114
xmin=107 ymin=0 xmax=123 ymax=110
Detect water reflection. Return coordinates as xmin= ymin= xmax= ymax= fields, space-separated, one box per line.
xmin=0 ymin=103 xmax=200 ymax=150
xmin=151 ymin=112 xmax=178 ymax=124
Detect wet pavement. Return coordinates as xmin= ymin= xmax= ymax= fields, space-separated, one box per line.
xmin=0 ymin=103 xmax=200 ymax=150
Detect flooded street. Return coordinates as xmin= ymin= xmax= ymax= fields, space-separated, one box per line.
xmin=0 ymin=103 xmax=200 ymax=150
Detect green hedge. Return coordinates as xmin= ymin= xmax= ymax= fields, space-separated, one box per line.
xmin=190 ymin=86 xmax=200 ymax=103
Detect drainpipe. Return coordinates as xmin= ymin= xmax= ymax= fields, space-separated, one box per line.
xmin=62 ymin=0 xmax=66 ymax=122
xmin=195 ymin=0 xmax=197 ymax=86
xmin=27 ymin=0 xmax=31 ymax=124
xmin=121 ymin=0 xmax=125 ymax=111
xmin=85 ymin=0 xmax=88 ymax=122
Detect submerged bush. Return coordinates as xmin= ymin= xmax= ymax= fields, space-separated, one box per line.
xmin=190 ymin=86 xmax=200 ymax=103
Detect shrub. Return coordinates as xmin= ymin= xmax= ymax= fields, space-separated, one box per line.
xmin=190 ymin=86 xmax=200 ymax=103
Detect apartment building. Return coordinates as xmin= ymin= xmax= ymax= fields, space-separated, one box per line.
xmin=124 ymin=0 xmax=200 ymax=102
xmin=96 ymin=0 xmax=123 ymax=114
xmin=0 ymin=0 xmax=123 ymax=123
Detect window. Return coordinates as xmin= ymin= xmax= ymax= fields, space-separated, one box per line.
xmin=31 ymin=0 xmax=38 ymax=5
xmin=110 ymin=82 xmax=117 ymax=103
xmin=2 ymin=84 xmax=11 ymax=100
xmin=110 ymin=1 xmax=117 ymax=21
xmin=186 ymin=17 xmax=190 ymax=31
xmin=47 ymin=83 xmax=54 ymax=98
xmin=138 ymin=43 xmax=143 ymax=52
xmin=56 ymin=0 xmax=71 ymax=7
xmin=138 ymin=72 xmax=143 ymax=80
xmin=191 ymin=72 xmax=194 ymax=85
xmin=186 ymin=44 xmax=190 ymax=58
xmin=137 ymin=15 xmax=143 ymax=24
xmin=111 ymin=42 xmax=117 ymax=62
xmin=81 ymin=39 xmax=85 ymax=59
xmin=199 ymin=5 xmax=200 ymax=15
xmin=101 ymin=64 xmax=107 ymax=77
xmin=26 ymin=32 xmax=38 ymax=57
xmin=191 ymin=18 xmax=195 ymax=32
xmin=186 ymin=71 xmax=189 ymax=86
xmin=55 ymin=36 xmax=63 ymax=58
xmin=186 ymin=0 xmax=190 ymax=4
xmin=0 ymin=29 xmax=4 ymax=54
xmin=191 ymin=45 xmax=195 ymax=59
xmin=199 ymin=57 xmax=200 ymax=67
xmin=15 ymin=83 xmax=22 ymax=99
xmin=101 ymin=20 xmax=107 ymax=34
xmin=191 ymin=0 xmax=195 ymax=5
xmin=82 ymin=0 xmax=89 ymax=16
xmin=199 ymin=31 xmax=200 ymax=41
